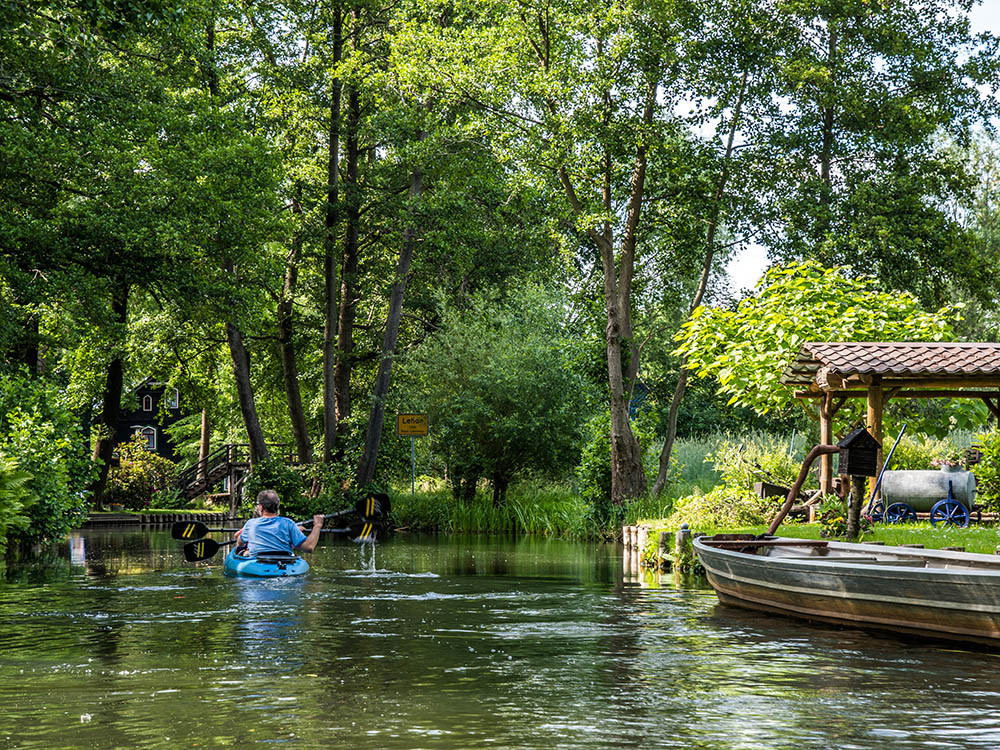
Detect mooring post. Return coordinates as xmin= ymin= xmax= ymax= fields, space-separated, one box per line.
xmin=636 ymin=525 xmax=648 ymax=567
xmin=658 ymin=532 xmax=670 ymax=570
xmin=674 ymin=523 xmax=691 ymax=568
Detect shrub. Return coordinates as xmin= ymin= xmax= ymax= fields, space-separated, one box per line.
xmin=888 ymin=434 xmax=955 ymax=471
xmin=665 ymin=486 xmax=773 ymax=529
xmin=0 ymin=455 xmax=34 ymax=555
xmin=974 ymin=430 xmax=1000 ymax=514
xmin=0 ymin=373 xmax=93 ymax=547
xmin=662 ymin=433 xmax=809 ymax=530
xmin=105 ymin=436 xmax=178 ymax=510
xmin=242 ymin=455 xmax=327 ymax=520
xmin=707 ymin=433 xmax=807 ymax=493
xmin=576 ymin=410 xmax=658 ymax=529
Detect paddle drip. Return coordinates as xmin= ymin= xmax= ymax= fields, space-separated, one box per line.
xmin=359 ymin=539 xmax=376 ymax=572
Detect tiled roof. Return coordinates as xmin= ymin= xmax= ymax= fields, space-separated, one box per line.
xmin=782 ymin=342 xmax=1000 ymax=386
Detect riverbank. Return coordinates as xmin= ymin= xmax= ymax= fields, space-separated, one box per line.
xmin=629 ymin=520 xmax=1000 ymax=573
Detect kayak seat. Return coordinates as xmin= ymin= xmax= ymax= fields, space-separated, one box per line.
xmin=255 ymin=551 xmax=299 ymax=564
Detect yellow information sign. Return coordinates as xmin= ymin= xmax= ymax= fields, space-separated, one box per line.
xmin=397 ymin=413 xmax=429 ymax=437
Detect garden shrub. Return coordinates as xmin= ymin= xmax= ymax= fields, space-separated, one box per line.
xmin=105 ymin=436 xmax=178 ymax=510
xmin=663 ymin=434 xmax=809 ymax=530
xmin=665 ymin=486 xmax=772 ymax=529
xmin=887 ymin=434 xmax=955 ymax=471
xmin=974 ymin=430 xmax=1000 ymax=514
xmin=707 ymin=434 xmax=806 ymax=492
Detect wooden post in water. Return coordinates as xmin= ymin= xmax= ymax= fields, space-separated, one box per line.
xmin=636 ymin=525 xmax=648 ymax=568
xmin=674 ymin=524 xmax=691 ymax=570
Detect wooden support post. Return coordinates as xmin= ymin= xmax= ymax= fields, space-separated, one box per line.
xmin=866 ymin=380 xmax=884 ymax=501
xmin=820 ymin=393 xmax=834 ymax=496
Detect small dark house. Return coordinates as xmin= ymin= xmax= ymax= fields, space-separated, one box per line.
xmin=838 ymin=427 xmax=881 ymax=478
xmin=114 ymin=380 xmax=185 ymax=462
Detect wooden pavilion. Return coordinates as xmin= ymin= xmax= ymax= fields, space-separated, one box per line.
xmin=781 ymin=342 xmax=1000 ymax=495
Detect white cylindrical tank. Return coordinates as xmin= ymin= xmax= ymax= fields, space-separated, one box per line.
xmin=880 ymin=469 xmax=976 ymax=511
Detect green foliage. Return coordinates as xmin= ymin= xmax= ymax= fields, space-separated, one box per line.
xmin=405 ymin=286 xmax=594 ymax=501
xmin=242 ymin=458 xmax=343 ymax=521
xmin=576 ymin=410 xmax=658 ymax=527
xmin=0 ymin=456 xmax=35 ymax=555
xmin=661 ymin=433 xmax=808 ymax=529
xmin=105 ymin=436 xmax=178 ymax=511
xmin=707 ymin=434 xmax=808 ymax=494
xmin=974 ymin=431 xmax=1000 ymax=514
xmin=888 ymin=434 xmax=958 ymax=471
xmin=677 ymin=261 xmax=960 ymax=416
xmin=0 ymin=374 xmax=93 ymax=547
xmin=664 ymin=486 xmax=773 ymax=529
xmin=391 ymin=482 xmax=591 ymax=537
xmin=818 ymin=496 xmax=848 ymax=538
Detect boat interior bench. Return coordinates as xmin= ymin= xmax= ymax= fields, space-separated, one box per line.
xmin=772 ymin=555 xmax=928 ymax=567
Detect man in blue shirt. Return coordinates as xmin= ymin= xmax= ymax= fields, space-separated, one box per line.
xmin=235 ymin=489 xmax=324 ymax=555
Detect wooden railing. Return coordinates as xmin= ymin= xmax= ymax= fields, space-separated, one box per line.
xmin=176 ymin=443 xmax=298 ymax=500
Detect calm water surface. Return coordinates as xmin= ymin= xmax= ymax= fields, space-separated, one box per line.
xmin=2 ymin=529 xmax=1000 ymax=749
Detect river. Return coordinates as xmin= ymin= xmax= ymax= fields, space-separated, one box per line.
xmin=2 ymin=529 xmax=1000 ymax=749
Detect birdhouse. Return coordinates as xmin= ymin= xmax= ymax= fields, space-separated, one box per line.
xmin=838 ymin=427 xmax=881 ymax=478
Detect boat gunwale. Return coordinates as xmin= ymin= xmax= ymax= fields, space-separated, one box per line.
xmin=694 ymin=535 xmax=1000 ymax=579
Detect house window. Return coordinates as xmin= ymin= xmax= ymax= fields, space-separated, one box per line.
xmin=166 ymin=388 xmax=179 ymax=409
xmin=138 ymin=426 xmax=156 ymax=451
xmin=142 ymin=395 xmax=153 ymax=412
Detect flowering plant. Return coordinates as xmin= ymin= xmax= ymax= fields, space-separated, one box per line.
xmin=931 ymin=450 xmax=964 ymax=469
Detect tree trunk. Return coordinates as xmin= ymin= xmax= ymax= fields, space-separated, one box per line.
xmin=603 ymin=86 xmax=656 ymax=505
xmin=322 ymin=0 xmax=344 ymax=463
xmin=226 ymin=321 xmax=269 ymax=464
xmin=492 ymin=472 xmax=509 ymax=507
xmin=652 ymin=69 xmax=748 ymax=495
xmin=89 ymin=287 xmax=128 ymax=508
xmin=355 ymin=150 xmax=424 ymax=487
xmin=334 ymin=82 xmax=361 ymax=426
xmin=847 ymin=474 xmax=866 ymax=541
xmin=197 ymin=408 xmax=210 ymax=484
xmin=819 ymin=28 xmax=837 ymax=218
xmin=278 ymin=186 xmax=313 ymax=464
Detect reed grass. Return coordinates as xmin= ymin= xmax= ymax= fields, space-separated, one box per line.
xmin=390 ymin=481 xmax=591 ymax=537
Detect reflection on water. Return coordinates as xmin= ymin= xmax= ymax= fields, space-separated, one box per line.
xmin=1 ymin=531 xmax=1000 ymax=749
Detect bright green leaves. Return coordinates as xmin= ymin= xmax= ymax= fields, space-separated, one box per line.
xmin=676 ymin=261 xmax=960 ymax=415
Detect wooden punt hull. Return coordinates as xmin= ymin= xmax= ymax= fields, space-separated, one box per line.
xmin=694 ymin=535 xmax=1000 ymax=647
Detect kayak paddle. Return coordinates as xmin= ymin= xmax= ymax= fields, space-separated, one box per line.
xmin=183 ymin=537 xmax=237 ymax=562
xmin=172 ymin=519 xmax=216 ymax=540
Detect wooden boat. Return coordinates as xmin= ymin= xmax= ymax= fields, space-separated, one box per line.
xmin=223 ymin=548 xmax=310 ymax=578
xmin=694 ymin=534 xmax=1000 ymax=647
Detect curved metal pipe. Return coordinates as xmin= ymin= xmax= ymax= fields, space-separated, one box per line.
xmin=767 ymin=444 xmax=839 ymax=536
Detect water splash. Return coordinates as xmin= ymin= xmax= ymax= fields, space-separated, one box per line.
xmin=359 ymin=541 xmax=376 ymax=572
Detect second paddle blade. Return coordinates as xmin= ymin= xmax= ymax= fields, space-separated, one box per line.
xmin=183 ymin=538 xmax=222 ymax=562
xmin=172 ymin=520 xmax=210 ymax=540
xmin=356 ymin=492 xmax=391 ymax=521
xmin=350 ymin=520 xmax=380 ymax=544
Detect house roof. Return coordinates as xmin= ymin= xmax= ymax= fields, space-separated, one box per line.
xmin=782 ymin=342 xmax=1000 ymax=389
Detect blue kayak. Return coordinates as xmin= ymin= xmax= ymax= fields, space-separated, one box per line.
xmin=223 ymin=548 xmax=310 ymax=578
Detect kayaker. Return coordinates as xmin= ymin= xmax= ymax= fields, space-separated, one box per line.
xmin=234 ymin=489 xmax=324 ymax=556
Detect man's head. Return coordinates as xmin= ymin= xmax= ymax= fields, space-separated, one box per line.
xmin=256 ymin=489 xmax=280 ymax=514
